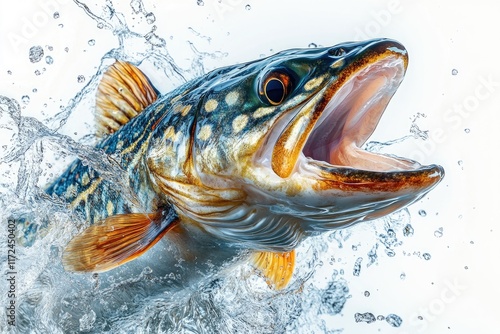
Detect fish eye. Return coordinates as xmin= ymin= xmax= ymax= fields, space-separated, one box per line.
xmin=265 ymin=78 xmax=285 ymax=105
xmin=260 ymin=71 xmax=293 ymax=106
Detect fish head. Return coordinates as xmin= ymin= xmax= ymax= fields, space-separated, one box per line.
xmin=153 ymin=39 xmax=444 ymax=250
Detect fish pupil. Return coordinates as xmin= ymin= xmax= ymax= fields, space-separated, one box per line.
xmin=265 ymin=78 xmax=285 ymax=105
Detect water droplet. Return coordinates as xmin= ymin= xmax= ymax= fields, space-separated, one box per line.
xmin=339 ymin=269 xmax=344 ymax=275
xmin=422 ymin=253 xmax=431 ymax=260
xmin=418 ymin=316 xmax=423 ymax=320
xmin=458 ymin=160 xmax=463 ymax=166
xmin=88 ymin=39 xmax=95 ymax=46
xmin=29 ymin=46 xmax=44 ymax=63
xmin=146 ymin=12 xmax=156 ymax=24
xmin=77 ymin=75 xmax=85 ymax=83
xmin=21 ymin=95 xmax=30 ymax=104
xmin=400 ymin=272 xmax=406 ymax=280
xmin=355 ymin=312 xmax=376 ymax=324
xmin=45 ymin=56 xmax=54 ymax=65
xmin=458 ymin=214 xmax=463 ymax=219
xmin=47 ymin=45 xmax=53 ymax=51
xmin=351 ymin=245 xmax=358 ymax=251
xmin=308 ymin=42 xmax=318 ymax=48
xmin=197 ymin=0 xmax=204 ymax=6
xmin=377 ymin=315 xmax=385 ymax=321
xmin=464 ymin=266 xmax=468 ymax=270
xmin=452 ymin=69 xmax=458 ymax=75
xmin=418 ymin=210 xmax=427 ymax=217
xmin=403 ymin=224 xmax=414 ymax=237
xmin=245 ymin=4 xmax=251 ymax=10
xmin=434 ymin=227 xmax=443 ymax=238
xmin=364 ymin=291 xmax=370 ymax=297
xmin=32 ymin=88 xmax=37 ymax=93
xmin=353 ymin=257 xmax=362 ymax=276
xmin=34 ymin=70 xmax=41 ymax=76
xmin=64 ymin=47 xmax=69 ymax=52
xmin=7 ymin=70 xmax=12 ymax=75
xmin=97 ymin=22 xmax=104 ymax=29
xmin=386 ymin=314 xmax=403 ymax=327
xmin=464 ymin=128 xmax=470 ymax=133
xmin=470 ymin=240 xmax=474 ymax=244
xmin=365 ymin=244 xmax=378 ymax=268
xmin=53 ymin=12 xmax=60 ymax=19
xmin=58 ymin=23 xmax=64 ymax=28
xmin=385 ymin=248 xmax=396 ymax=257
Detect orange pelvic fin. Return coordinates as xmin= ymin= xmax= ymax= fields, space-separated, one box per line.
xmin=252 ymin=250 xmax=296 ymax=290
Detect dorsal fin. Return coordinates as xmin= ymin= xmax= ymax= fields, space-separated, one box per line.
xmin=252 ymin=250 xmax=296 ymax=290
xmin=95 ymin=60 xmax=158 ymax=136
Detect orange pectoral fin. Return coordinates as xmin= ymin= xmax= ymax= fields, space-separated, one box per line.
xmin=62 ymin=210 xmax=178 ymax=273
xmin=252 ymin=250 xmax=296 ymax=290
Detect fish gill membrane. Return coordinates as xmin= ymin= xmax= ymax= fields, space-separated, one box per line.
xmin=0 ymin=1 xmax=442 ymax=333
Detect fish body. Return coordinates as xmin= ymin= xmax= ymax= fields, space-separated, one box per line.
xmin=45 ymin=39 xmax=443 ymax=288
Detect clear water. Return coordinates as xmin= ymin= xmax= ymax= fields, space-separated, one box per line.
xmin=0 ymin=1 xmax=439 ymax=333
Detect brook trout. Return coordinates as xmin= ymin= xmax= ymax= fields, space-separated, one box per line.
xmin=47 ymin=38 xmax=444 ymax=289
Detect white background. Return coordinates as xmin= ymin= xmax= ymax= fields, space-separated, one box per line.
xmin=1 ymin=0 xmax=499 ymax=333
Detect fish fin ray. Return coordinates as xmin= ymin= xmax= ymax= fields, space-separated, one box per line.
xmin=95 ymin=60 xmax=158 ymax=136
xmin=62 ymin=210 xmax=178 ymax=272
xmin=251 ymin=250 xmax=295 ymax=290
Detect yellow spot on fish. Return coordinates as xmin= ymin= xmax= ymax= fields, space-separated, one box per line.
xmin=164 ymin=126 xmax=176 ymax=141
xmin=253 ymin=106 xmax=275 ymax=119
xmin=71 ymin=178 xmax=102 ymax=208
xmin=331 ymin=59 xmax=345 ymax=69
xmin=204 ymin=99 xmax=218 ymax=112
xmin=232 ymin=115 xmax=249 ymax=134
xmin=181 ymin=105 xmax=192 ymax=116
xmin=174 ymin=104 xmax=192 ymax=117
xmin=173 ymin=104 xmax=182 ymax=113
xmin=197 ymin=125 xmax=212 ymax=141
xmin=106 ymin=201 xmax=114 ymax=216
xmin=171 ymin=94 xmax=182 ymax=103
xmin=81 ymin=173 xmax=90 ymax=186
xmin=304 ymin=76 xmax=325 ymax=91
xmin=225 ymin=91 xmax=239 ymax=106
xmin=163 ymin=127 xmax=183 ymax=143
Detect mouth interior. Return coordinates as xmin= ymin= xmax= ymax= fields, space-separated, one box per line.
xmin=301 ymin=56 xmax=420 ymax=172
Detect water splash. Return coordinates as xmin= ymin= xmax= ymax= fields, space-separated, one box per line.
xmin=0 ymin=2 xmax=436 ymax=333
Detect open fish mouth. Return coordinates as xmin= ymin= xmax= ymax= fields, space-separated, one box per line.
xmin=268 ymin=40 xmax=444 ymax=194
